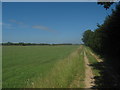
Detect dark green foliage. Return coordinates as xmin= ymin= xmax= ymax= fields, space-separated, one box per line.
xmin=82 ymin=4 xmax=120 ymax=75
xmin=82 ymin=30 xmax=94 ymax=46
xmin=97 ymin=2 xmax=114 ymax=9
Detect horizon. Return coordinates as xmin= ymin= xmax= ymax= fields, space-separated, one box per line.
xmin=2 ymin=42 xmax=81 ymax=44
xmin=2 ymin=2 xmax=115 ymax=44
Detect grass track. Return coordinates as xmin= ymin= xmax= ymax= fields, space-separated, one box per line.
xmin=84 ymin=46 xmax=100 ymax=77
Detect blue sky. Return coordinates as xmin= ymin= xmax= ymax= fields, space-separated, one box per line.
xmin=2 ymin=2 xmax=115 ymax=44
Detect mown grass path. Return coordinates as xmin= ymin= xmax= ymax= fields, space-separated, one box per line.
xmin=69 ymin=45 xmax=97 ymax=88
xmin=69 ymin=46 xmax=85 ymax=88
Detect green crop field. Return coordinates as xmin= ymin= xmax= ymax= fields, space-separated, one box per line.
xmin=2 ymin=45 xmax=85 ymax=88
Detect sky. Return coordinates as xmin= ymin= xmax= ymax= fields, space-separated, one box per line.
xmin=2 ymin=2 xmax=115 ymax=44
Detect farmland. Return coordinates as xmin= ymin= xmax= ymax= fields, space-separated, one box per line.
xmin=3 ymin=45 xmax=118 ymax=88
xmin=3 ymin=45 xmax=86 ymax=88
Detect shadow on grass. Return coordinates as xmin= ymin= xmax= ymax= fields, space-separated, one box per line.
xmin=89 ymin=61 xmax=120 ymax=88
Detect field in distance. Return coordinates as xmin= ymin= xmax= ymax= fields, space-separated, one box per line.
xmin=3 ymin=45 xmax=85 ymax=88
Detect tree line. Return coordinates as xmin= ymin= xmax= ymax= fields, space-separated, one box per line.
xmin=2 ymin=42 xmax=74 ymax=46
xmin=82 ymin=3 xmax=120 ymax=75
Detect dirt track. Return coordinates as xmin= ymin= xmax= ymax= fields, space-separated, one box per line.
xmin=84 ymin=51 xmax=95 ymax=88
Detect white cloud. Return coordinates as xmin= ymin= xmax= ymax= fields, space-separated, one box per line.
xmin=10 ymin=19 xmax=24 ymax=25
xmin=9 ymin=19 xmax=29 ymax=28
xmin=6 ymin=19 xmax=57 ymax=33
xmin=32 ymin=25 xmax=56 ymax=33
xmin=1 ymin=22 xmax=15 ymax=29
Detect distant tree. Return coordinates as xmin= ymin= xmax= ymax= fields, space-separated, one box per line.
xmin=82 ymin=30 xmax=93 ymax=46
xmin=7 ymin=42 xmax=13 ymax=45
xmin=19 ymin=42 xmax=25 ymax=46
